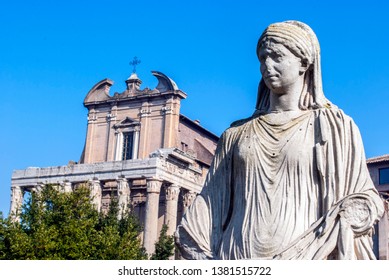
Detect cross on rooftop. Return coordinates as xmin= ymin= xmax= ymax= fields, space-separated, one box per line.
xmin=129 ymin=56 xmax=141 ymax=73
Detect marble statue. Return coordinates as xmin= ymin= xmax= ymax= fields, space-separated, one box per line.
xmin=175 ymin=20 xmax=384 ymax=260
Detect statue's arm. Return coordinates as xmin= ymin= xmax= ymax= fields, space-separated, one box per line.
xmin=316 ymin=109 xmax=384 ymax=259
xmin=175 ymin=128 xmax=236 ymax=259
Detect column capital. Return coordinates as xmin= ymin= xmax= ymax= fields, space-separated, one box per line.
xmin=63 ymin=181 xmax=72 ymax=193
xmin=116 ymin=177 xmax=128 ymax=184
xmin=165 ymin=184 xmax=181 ymax=201
xmin=10 ymin=185 xmax=23 ymax=198
xmin=11 ymin=185 xmax=22 ymax=192
xmin=183 ymin=191 xmax=197 ymax=209
xmin=146 ymin=178 xmax=162 ymax=193
xmin=89 ymin=178 xmax=101 ymax=184
xmin=32 ymin=183 xmax=45 ymax=193
xmin=117 ymin=177 xmax=130 ymax=195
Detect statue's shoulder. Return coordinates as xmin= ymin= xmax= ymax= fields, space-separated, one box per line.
xmin=217 ymin=116 xmax=255 ymax=143
xmin=229 ymin=116 xmax=255 ymax=128
xmin=315 ymin=106 xmax=354 ymax=123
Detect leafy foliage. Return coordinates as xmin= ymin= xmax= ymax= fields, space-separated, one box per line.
xmin=0 ymin=185 xmax=147 ymax=260
xmin=150 ymin=224 xmax=175 ymax=260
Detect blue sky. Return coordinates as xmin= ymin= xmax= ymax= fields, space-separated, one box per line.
xmin=1 ymin=0 xmax=389 ymax=215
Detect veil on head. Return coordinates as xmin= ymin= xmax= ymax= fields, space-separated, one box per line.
xmin=254 ymin=20 xmax=332 ymax=115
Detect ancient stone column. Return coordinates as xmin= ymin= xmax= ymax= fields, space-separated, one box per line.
xmin=164 ymin=184 xmax=180 ymax=236
xmin=89 ymin=179 xmax=102 ymax=212
xmin=9 ymin=185 xmax=24 ymax=220
xmin=143 ymin=178 xmax=162 ymax=256
xmin=117 ymin=177 xmax=130 ymax=219
xmin=182 ymin=191 xmax=197 ymax=213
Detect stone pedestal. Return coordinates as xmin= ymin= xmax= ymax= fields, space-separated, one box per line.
xmin=143 ymin=178 xmax=162 ymax=256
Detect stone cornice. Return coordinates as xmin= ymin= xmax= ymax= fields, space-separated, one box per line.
xmin=11 ymin=155 xmax=203 ymax=193
xmin=84 ymin=90 xmax=187 ymax=108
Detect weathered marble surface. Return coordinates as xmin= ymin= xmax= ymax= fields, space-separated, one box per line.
xmin=175 ymin=20 xmax=384 ymax=260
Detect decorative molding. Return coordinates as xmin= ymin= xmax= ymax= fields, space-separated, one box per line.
xmin=140 ymin=108 xmax=151 ymax=117
xmin=106 ymin=113 xmax=117 ymax=121
xmin=161 ymin=106 xmax=173 ymax=115
xmin=113 ymin=117 xmax=140 ymax=129
xmin=87 ymin=113 xmax=97 ymax=123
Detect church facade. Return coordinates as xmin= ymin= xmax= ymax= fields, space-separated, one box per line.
xmin=10 ymin=70 xmax=218 ymax=255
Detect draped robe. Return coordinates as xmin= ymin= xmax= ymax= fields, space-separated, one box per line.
xmin=175 ymin=108 xmax=384 ymax=260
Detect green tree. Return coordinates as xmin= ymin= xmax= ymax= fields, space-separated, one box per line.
xmin=0 ymin=185 xmax=147 ymax=260
xmin=150 ymin=224 xmax=175 ymax=260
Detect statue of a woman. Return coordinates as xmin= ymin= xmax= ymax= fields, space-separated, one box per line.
xmin=175 ymin=21 xmax=384 ymax=260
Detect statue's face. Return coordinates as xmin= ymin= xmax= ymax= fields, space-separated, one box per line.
xmin=258 ymin=40 xmax=302 ymax=94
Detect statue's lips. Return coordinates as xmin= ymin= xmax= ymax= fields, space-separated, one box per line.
xmin=264 ymin=75 xmax=279 ymax=80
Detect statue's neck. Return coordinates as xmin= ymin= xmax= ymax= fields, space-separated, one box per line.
xmin=268 ymin=76 xmax=304 ymax=113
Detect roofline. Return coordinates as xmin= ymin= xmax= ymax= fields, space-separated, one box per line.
xmin=84 ymin=90 xmax=187 ymax=107
xmin=366 ymin=154 xmax=389 ymax=165
xmin=179 ymin=114 xmax=219 ymax=141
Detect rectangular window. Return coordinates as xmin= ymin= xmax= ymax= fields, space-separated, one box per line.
xmin=122 ymin=132 xmax=134 ymax=160
xmin=379 ymin=167 xmax=389 ymax=185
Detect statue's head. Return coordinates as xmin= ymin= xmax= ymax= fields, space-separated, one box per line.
xmin=254 ymin=21 xmax=331 ymax=114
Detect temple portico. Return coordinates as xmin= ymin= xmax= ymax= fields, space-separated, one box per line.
xmin=11 ymin=148 xmax=204 ymax=255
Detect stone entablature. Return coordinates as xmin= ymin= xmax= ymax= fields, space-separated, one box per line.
xmin=12 ymin=149 xmax=203 ymax=194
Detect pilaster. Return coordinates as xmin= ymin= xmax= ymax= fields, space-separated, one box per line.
xmin=162 ymin=98 xmax=180 ymax=148
xmin=138 ymin=102 xmax=151 ymax=159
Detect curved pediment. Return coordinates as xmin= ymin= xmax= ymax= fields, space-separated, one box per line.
xmin=151 ymin=71 xmax=179 ymax=92
xmin=84 ymin=79 xmax=113 ymax=104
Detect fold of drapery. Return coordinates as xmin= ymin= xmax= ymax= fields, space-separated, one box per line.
xmin=176 ymin=108 xmax=384 ymax=260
